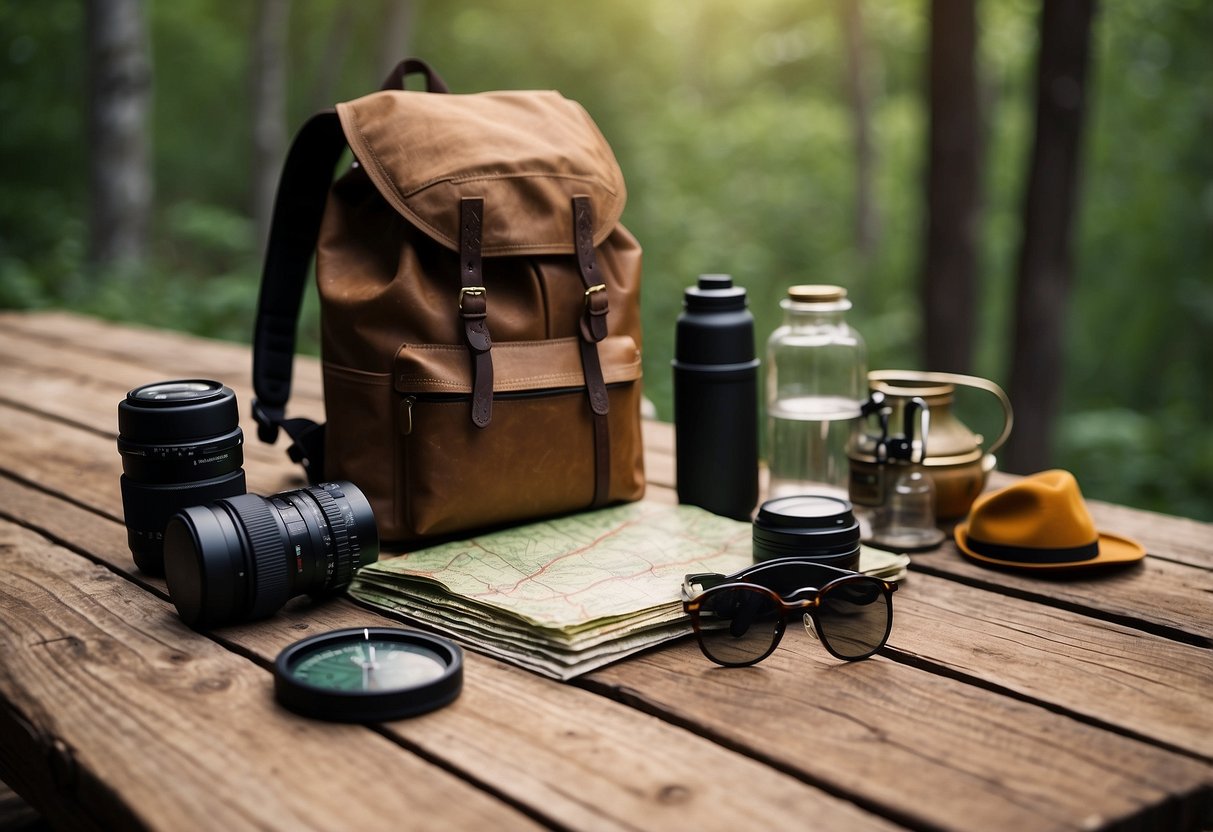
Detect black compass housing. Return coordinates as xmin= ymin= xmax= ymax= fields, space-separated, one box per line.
xmin=274 ymin=627 xmax=463 ymax=722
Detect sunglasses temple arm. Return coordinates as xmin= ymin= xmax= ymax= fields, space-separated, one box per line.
xmin=682 ymin=572 xmax=728 ymax=599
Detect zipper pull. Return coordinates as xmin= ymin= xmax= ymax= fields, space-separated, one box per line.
xmin=399 ymin=396 xmax=416 ymax=435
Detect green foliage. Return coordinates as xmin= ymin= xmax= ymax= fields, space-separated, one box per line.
xmin=0 ymin=0 xmax=1209 ymax=519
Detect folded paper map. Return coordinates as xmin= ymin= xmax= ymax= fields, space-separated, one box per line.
xmin=349 ymin=500 xmax=909 ymax=679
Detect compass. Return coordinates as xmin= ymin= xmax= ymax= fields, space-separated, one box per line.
xmin=274 ymin=627 xmax=463 ymax=722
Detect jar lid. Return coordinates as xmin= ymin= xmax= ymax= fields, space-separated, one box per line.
xmin=787 ymin=284 xmax=847 ymax=303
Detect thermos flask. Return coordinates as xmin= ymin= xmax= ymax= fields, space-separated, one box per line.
xmin=672 ymin=274 xmax=759 ymax=521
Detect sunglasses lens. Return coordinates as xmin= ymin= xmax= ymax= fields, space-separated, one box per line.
xmin=814 ymin=579 xmax=891 ymax=659
xmin=694 ymin=586 xmax=781 ymax=666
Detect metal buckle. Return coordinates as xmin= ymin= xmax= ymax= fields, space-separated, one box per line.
xmin=583 ymin=283 xmax=606 ymax=306
xmin=458 ymin=286 xmax=486 ymax=310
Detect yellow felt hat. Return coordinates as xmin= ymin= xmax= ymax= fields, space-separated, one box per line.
xmin=953 ymin=470 xmax=1146 ymax=570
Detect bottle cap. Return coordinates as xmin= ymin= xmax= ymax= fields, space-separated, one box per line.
xmin=787 ymin=284 xmax=847 ymax=303
xmin=674 ymin=274 xmax=757 ymax=366
xmin=683 ymin=274 xmax=747 ymax=311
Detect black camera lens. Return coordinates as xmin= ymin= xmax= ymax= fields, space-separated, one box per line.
xmin=117 ymin=379 xmax=246 ymax=574
xmin=163 ymin=481 xmax=379 ymax=628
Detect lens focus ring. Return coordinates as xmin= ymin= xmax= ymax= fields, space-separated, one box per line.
xmin=308 ymin=486 xmax=355 ymax=591
xmin=230 ymin=494 xmax=290 ymax=619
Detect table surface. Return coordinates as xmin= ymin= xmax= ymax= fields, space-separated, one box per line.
xmin=0 ymin=310 xmax=1210 ymax=832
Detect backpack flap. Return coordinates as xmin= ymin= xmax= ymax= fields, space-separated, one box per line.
xmin=334 ymin=89 xmax=627 ymax=256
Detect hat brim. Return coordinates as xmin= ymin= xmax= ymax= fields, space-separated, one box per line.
xmin=953 ymin=523 xmax=1146 ymax=571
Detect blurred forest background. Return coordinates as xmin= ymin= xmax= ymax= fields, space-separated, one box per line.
xmin=1 ymin=0 xmax=1209 ymax=520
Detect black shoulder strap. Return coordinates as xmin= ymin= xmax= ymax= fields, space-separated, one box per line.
xmin=251 ymin=58 xmax=448 ymax=482
xmin=251 ymin=110 xmax=347 ymax=483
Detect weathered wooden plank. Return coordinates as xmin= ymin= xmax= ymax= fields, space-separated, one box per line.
xmin=585 ymin=640 xmax=1213 ymax=832
xmin=5 ymin=311 xmax=1213 ymax=828
xmin=5 ymin=437 xmax=1213 ymax=830
xmin=5 ymin=395 xmax=1207 ymax=653
xmin=1083 ymin=500 xmax=1212 ymax=570
xmin=0 ymin=310 xmax=325 ymax=403
xmin=0 ymin=476 xmax=904 ymax=832
xmin=0 ymin=519 xmax=542 ymax=832
xmin=891 ymin=572 xmax=1213 ymax=761
xmin=908 ymin=542 xmax=1213 ymax=648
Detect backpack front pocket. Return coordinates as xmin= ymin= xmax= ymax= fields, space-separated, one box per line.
xmin=393 ymin=336 xmax=644 ymax=540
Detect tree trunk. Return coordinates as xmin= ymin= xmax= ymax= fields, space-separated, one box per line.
xmin=1004 ymin=0 xmax=1097 ymax=474
xmin=840 ymin=0 xmax=879 ymax=267
xmin=86 ymin=0 xmax=152 ymax=271
xmin=920 ymin=0 xmax=980 ymax=374
xmin=251 ymin=0 xmax=290 ymax=256
xmin=378 ymin=0 xmax=416 ymax=79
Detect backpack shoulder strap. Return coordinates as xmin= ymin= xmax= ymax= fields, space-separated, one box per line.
xmin=251 ymin=58 xmax=450 ymax=482
xmin=251 ymin=109 xmax=347 ymax=482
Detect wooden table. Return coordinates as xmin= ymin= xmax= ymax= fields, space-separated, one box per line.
xmin=1 ymin=310 xmax=1210 ymax=832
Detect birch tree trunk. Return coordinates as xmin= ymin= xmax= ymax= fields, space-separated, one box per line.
xmin=86 ymin=0 xmax=152 ymax=271
xmin=1004 ymin=0 xmax=1097 ymax=473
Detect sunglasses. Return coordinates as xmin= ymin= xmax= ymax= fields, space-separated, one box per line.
xmin=681 ymin=559 xmax=898 ymax=667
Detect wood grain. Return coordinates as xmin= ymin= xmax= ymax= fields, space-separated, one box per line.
xmin=585 ymin=642 xmax=1213 ymax=832
xmin=5 ymin=310 xmax=1213 ymax=831
xmin=5 ymin=456 xmax=1213 ymax=829
xmin=908 ymin=543 xmax=1213 ymax=647
xmin=3 ymin=394 xmax=1207 ymax=652
xmin=0 ymin=478 xmax=902 ymax=832
xmin=0 ymin=311 xmax=325 ymax=403
xmin=889 ymin=572 xmax=1213 ymax=761
xmin=0 ymin=519 xmax=541 ymax=832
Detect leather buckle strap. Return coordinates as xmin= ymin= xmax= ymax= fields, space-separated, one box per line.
xmin=571 ymin=195 xmax=611 ymax=508
xmin=460 ymin=198 xmax=493 ymax=428
xmin=573 ymin=196 xmax=609 ymax=343
xmin=581 ymin=337 xmax=611 ymax=508
xmin=459 ymin=286 xmax=487 ymax=314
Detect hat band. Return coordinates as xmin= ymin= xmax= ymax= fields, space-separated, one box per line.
xmin=966 ymin=536 xmax=1099 ymax=564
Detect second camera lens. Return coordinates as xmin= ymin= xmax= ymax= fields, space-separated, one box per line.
xmin=163 ymin=481 xmax=379 ymax=628
xmin=117 ymin=379 xmax=246 ymax=575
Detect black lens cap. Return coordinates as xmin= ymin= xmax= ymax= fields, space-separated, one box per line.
xmin=756 ymin=495 xmax=856 ymax=529
xmin=119 ymin=379 xmax=239 ymax=441
xmin=752 ymin=495 xmax=861 ymax=567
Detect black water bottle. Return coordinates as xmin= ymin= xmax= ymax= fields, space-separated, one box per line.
xmin=672 ymin=274 xmax=760 ymax=521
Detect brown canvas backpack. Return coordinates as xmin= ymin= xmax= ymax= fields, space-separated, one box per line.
xmin=252 ymin=59 xmax=645 ymax=543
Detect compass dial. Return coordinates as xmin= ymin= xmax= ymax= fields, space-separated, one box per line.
xmin=274 ymin=627 xmax=463 ymax=722
xmin=289 ymin=639 xmax=449 ymax=691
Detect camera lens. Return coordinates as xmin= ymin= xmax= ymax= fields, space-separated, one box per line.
xmin=162 ymin=481 xmax=380 ymax=628
xmin=117 ymin=379 xmax=246 ymax=575
xmin=752 ymin=495 xmax=861 ymax=570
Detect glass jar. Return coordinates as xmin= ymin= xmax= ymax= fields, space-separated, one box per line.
xmin=765 ymin=285 xmax=867 ymax=500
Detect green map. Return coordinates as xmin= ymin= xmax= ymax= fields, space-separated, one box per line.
xmin=349 ymin=500 xmax=908 ymax=679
